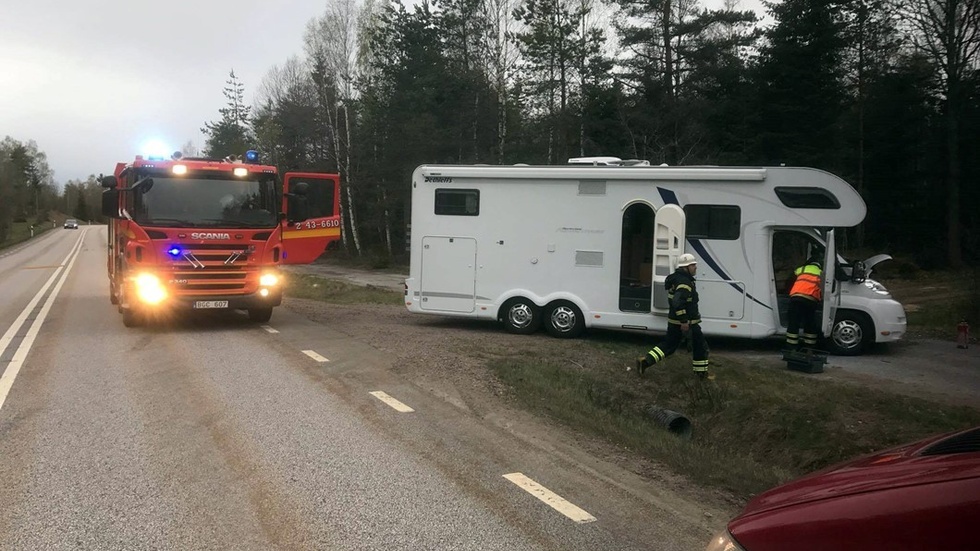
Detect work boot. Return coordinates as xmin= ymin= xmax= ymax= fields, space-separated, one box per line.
xmin=635 ymin=355 xmax=653 ymax=376
xmin=696 ymin=371 xmax=715 ymax=381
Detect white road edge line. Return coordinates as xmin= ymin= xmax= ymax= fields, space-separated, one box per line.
xmin=261 ymin=325 xmax=279 ymax=334
xmin=369 ymin=391 xmax=415 ymax=413
xmin=0 ymin=231 xmax=86 ymax=412
xmin=503 ymin=472 xmax=597 ymax=524
xmin=302 ymin=349 xmax=329 ymax=362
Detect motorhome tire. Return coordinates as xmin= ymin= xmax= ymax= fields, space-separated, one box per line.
xmin=827 ymin=311 xmax=872 ymax=356
xmin=248 ymin=307 xmax=274 ymax=323
xmin=545 ymin=301 xmax=585 ymax=339
xmin=501 ymin=298 xmax=541 ymax=334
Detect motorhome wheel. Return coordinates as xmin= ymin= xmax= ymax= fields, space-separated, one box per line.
xmin=828 ymin=311 xmax=872 ymax=356
xmin=501 ymin=298 xmax=541 ymax=334
xmin=545 ymin=301 xmax=585 ymax=339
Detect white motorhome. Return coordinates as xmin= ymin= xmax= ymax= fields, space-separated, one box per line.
xmin=404 ymin=161 xmax=907 ymax=355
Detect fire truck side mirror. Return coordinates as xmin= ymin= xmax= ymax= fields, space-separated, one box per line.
xmin=101 ymin=175 xmax=118 ymax=189
xmin=101 ymin=189 xmax=122 ymax=219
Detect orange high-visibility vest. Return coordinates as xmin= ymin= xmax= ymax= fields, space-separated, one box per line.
xmin=790 ymin=262 xmax=822 ymax=301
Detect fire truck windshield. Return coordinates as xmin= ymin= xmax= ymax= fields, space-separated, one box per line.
xmin=130 ymin=175 xmax=279 ymax=228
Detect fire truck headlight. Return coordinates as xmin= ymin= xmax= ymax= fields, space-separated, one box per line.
xmin=135 ymin=273 xmax=167 ymax=305
xmin=233 ymin=167 xmax=249 ymax=177
xmin=259 ymin=273 xmax=280 ymax=286
xmin=172 ymin=164 xmax=187 ymax=175
xmin=259 ymin=288 xmax=270 ymax=297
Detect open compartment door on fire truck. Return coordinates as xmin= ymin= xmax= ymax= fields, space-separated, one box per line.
xmin=821 ymin=228 xmax=838 ymax=338
xmin=281 ymin=172 xmax=342 ymax=264
xmin=651 ymin=204 xmax=686 ymax=312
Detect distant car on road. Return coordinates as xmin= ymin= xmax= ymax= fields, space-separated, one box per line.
xmin=63 ymin=219 xmax=79 ymax=229
xmin=706 ymin=425 xmax=980 ymax=551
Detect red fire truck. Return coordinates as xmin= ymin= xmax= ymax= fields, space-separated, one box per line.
xmin=101 ymin=150 xmax=340 ymax=327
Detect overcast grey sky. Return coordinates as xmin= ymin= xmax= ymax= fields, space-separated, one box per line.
xmin=1 ymin=0 xmax=329 ymax=184
xmin=2 ymin=0 xmax=766 ymax=186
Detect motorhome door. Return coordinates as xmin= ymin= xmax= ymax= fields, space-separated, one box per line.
xmin=652 ymin=204 xmax=686 ymax=311
xmin=821 ymin=229 xmax=838 ymax=337
xmin=420 ymin=236 xmax=477 ymax=313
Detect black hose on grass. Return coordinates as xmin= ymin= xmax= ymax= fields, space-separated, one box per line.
xmin=645 ymin=405 xmax=692 ymax=439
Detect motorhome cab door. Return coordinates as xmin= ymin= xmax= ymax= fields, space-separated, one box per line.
xmin=821 ymin=229 xmax=838 ymax=337
xmin=651 ymin=205 xmax=686 ymax=312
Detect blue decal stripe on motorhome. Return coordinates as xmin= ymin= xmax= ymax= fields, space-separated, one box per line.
xmin=657 ymin=187 xmax=773 ymax=312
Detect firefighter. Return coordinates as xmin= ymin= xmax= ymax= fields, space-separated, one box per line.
xmin=635 ymin=253 xmax=711 ymax=379
xmin=785 ymin=251 xmax=823 ymax=350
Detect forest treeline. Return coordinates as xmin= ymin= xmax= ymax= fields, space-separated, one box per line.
xmin=4 ymin=0 xmax=978 ymax=266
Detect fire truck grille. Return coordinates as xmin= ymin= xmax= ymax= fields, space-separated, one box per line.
xmin=165 ymin=243 xmax=259 ymax=294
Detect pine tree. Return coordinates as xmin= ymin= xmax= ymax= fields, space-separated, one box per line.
xmin=201 ymin=70 xmax=257 ymax=158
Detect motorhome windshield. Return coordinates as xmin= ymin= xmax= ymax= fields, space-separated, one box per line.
xmin=129 ymin=175 xmax=279 ymax=228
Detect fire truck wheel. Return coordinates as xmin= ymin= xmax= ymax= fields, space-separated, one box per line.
xmin=500 ymin=298 xmax=541 ymax=335
xmin=248 ymin=307 xmax=274 ymax=323
xmin=544 ymin=301 xmax=585 ymax=339
xmin=109 ymin=283 xmax=119 ymax=305
xmin=121 ymin=307 xmax=142 ymax=327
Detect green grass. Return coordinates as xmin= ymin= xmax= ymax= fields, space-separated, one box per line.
xmin=0 ymin=219 xmax=56 ymax=250
xmin=285 ymin=273 xmax=403 ymax=305
xmin=488 ymin=345 xmax=980 ymax=499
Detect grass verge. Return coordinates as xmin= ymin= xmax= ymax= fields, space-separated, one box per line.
xmin=0 ymin=219 xmax=55 ymax=250
xmin=488 ymin=344 xmax=980 ymax=500
xmin=285 ymin=273 xmax=403 ymax=305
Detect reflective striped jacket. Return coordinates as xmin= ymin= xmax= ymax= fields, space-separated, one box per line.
xmin=790 ymin=261 xmax=823 ymax=301
xmin=666 ymin=268 xmax=700 ymax=324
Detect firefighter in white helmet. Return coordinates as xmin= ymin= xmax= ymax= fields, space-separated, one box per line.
xmin=635 ymin=253 xmax=712 ymax=380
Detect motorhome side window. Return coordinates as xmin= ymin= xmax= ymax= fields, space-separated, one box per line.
xmin=684 ymin=205 xmax=740 ymax=240
xmin=434 ymin=189 xmax=480 ymax=216
xmin=774 ymin=187 xmax=841 ymax=209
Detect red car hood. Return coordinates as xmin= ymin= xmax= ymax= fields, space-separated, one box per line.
xmin=738 ymin=427 xmax=980 ymax=518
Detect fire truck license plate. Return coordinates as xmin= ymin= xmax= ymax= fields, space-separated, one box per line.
xmin=193 ymin=300 xmax=229 ymax=309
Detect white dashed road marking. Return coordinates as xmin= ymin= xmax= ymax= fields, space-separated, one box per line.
xmin=261 ymin=325 xmax=279 ymax=334
xmin=503 ymin=473 xmax=597 ymax=524
xmin=302 ymin=350 xmax=329 ymax=362
xmin=369 ymin=391 xmax=415 ymax=413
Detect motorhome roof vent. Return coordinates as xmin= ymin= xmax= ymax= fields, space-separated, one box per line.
xmin=568 ymin=156 xmax=622 ymax=166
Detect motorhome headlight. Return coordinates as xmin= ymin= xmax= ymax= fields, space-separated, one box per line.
xmin=259 ymin=273 xmax=280 ymax=286
xmin=865 ymin=279 xmax=890 ymax=295
xmin=134 ymin=273 xmax=167 ymax=304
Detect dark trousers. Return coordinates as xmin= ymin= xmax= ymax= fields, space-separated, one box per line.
xmin=648 ymin=323 xmax=710 ymax=372
xmin=786 ymin=296 xmax=819 ymax=348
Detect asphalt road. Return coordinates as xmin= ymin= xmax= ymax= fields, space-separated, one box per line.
xmin=0 ymin=228 xmax=722 ymax=550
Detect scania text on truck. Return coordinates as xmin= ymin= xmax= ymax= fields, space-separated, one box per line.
xmin=102 ymin=150 xmax=341 ymax=327
xmin=404 ymin=159 xmax=907 ymax=355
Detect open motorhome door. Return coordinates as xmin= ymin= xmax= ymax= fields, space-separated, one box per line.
xmin=280 ymin=172 xmax=342 ymax=264
xmin=652 ymin=204 xmax=686 ymax=311
xmin=821 ymin=229 xmax=838 ymax=337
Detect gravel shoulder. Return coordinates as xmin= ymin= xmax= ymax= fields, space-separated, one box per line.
xmin=279 ymin=261 xmax=979 ymax=538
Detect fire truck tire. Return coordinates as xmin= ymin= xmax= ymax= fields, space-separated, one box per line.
xmin=248 ymin=307 xmax=274 ymax=323
xmin=121 ymin=307 xmax=142 ymax=327
xmin=109 ymin=283 xmax=119 ymax=305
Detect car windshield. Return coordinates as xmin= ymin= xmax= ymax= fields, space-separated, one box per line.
xmin=66 ymin=219 xmax=76 ymax=223
xmin=130 ymin=175 xmax=279 ymax=228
